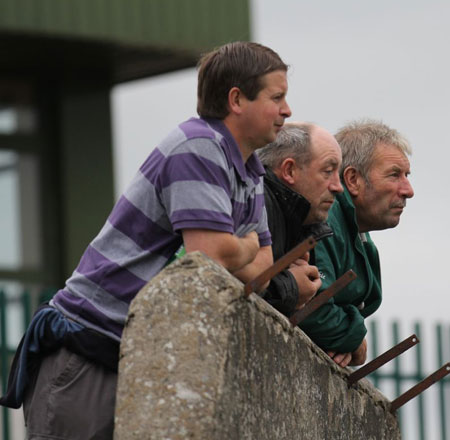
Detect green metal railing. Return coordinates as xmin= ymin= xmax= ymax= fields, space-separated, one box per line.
xmin=0 ymin=287 xmax=54 ymax=440
xmin=0 ymin=289 xmax=11 ymax=440
xmin=0 ymin=287 xmax=449 ymax=439
xmin=368 ymin=320 xmax=450 ymax=440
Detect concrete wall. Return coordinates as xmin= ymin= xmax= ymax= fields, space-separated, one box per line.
xmin=115 ymin=252 xmax=401 ymax=440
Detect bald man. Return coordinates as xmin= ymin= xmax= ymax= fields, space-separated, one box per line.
xmin=257 ymin=123 xmax=343 ymax=316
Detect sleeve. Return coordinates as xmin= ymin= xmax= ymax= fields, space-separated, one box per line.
xmin=255 ymin=202 xmax=272 ymax=247
xmin=157 ymin=139 xmax=235 ymax=234
xmin=298 ymin=236 xmax=367 ymax=353
xmin=299 ymin=301 xmax=367 ymax=353
xmin=262 ymin=269 xmax=299 ymax=317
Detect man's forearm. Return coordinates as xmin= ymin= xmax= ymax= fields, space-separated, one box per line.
xmin=232 ymin=245 xmax=273 ymax=291
xmin=182 ymin=229 xmax=260 ymax=273
xmin=299 ymin=302 xmax=367 ymax=354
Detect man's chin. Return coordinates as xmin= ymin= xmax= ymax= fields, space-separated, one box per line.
xmin=304 ymin=212 xmax=328 ymax=225
xmin=379 ymin=216 xmax=402 ymax=230
xmin=389 ymin=217 xmax=402 ymax=228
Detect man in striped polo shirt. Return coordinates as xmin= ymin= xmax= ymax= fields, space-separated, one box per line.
xmin=2 ymin=41 xmax=291 ymax=439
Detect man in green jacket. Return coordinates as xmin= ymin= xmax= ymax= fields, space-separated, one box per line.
xmin=299 ymin=120 xmax=414 ymax=367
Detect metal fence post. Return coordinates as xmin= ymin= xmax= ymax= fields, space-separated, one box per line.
xmin=392 ymin=321 xmax=403 ymax=431
xmin=369 ymin=320 xmax=380 ymax=388
xmin=414 ymin=322 xmax=426 ymax=440
xmin=0 ymin=289 xmax=10 ymax=440
xmin=22 ymin=289 xmax=31 ymax=329
xmin=437 ymin=324 xmax=447 ymax=440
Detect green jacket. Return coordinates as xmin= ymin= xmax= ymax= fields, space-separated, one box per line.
xmin=299 ymin=186 xmax=382 ymax=353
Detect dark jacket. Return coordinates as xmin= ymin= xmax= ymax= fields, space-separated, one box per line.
xmin=262 ymin=168 xmax=332 ymax=316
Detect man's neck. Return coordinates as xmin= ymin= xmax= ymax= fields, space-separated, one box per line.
xmin=223 ymin=118 xmax=253 ymax=163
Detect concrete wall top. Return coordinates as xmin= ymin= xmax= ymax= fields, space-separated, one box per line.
xmin=115 ymin=252 xmax=401 ymax=440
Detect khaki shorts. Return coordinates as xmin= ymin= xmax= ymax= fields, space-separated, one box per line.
xmin=23 ymin=346 xmax=117 ymax=440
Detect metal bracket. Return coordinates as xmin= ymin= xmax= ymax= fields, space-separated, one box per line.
xmin=289 ymin=270 xmax=357 ymax=327
xmin=244 ymin=236 xmax=316 ymax=296
xmin=390 ymin=363 xmax=450 ymax=412
xmin=347 ymin=334 xmax=419 ymax=386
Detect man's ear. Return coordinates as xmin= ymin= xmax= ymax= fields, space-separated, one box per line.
xmin=278 ymin=158 xmax=297 ymax=185
xmin=228 ymin=87 xmax=244 ymax=115
xmin=343 ymin=166 xmax=362 ymax=196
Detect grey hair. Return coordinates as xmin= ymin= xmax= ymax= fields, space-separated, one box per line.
xmin=257 ymin=123 xmax=312 ymax=170
xmin=335 ymin=119 xmax=412 ymax=181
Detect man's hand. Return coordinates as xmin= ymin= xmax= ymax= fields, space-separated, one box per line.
xmin=326 ymin=338 xmax=368 ymax=368
xmin=348 ymin=338 xmax=367 ymax=366
xmin=288 ymin=258 xmax=321 ymax=309
xmin=326 ymin=351 xmax=352 ymax=367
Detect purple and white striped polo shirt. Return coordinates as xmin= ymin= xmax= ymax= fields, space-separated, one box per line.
xmin=51 ymin=117 xmax=271 ymax=341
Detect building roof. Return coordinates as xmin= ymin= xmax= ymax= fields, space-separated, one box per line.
xmin=0 ymin=0 xmax=250 ymax=83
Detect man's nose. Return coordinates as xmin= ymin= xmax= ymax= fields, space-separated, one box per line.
xmin=330 ymin=173 xmax=344 ymax=194
xmin=400 ymin=177 xmax=414 ymax=199
xmin=281 ymin=100 xmax=292 ymax=118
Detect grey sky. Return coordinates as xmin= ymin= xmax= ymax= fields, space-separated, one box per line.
xmin=112 ymin=0 xmax=450 ymax=324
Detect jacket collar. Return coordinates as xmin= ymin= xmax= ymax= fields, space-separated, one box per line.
xmin=302 ymin=222 xmax=333 ymax=242
xmin=336 ymin=185 xmax=361 ymax=237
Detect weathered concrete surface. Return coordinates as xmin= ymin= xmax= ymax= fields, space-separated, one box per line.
xmin=114 ymin=252 xmax=400 ymax=440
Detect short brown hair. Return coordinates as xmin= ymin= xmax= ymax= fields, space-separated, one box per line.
xmin=197 ymin=41 xmax=288 ymax=119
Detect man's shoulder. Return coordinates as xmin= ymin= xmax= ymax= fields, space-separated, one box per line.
xmin=177 ymin=117 xmax=221 ymax=142
xmin=263 ymin=178 xmax=283 ymax=226
xmin=159 ymin=118 xmax=222 ymax=153
xmin=263 ymin=175 xmax=280 ymax=207
xmin=153 ymin=118 xmax=230 ymax=171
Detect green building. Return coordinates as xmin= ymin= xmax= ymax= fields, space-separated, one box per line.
xmin=0 ymin=0 xmax=250 ymax=292
xmin=0 ymin=2 xmax=249 ymax=437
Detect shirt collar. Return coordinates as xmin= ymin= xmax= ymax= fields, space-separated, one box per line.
xmin=204 ymin=118 xmax=265 ymax=183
